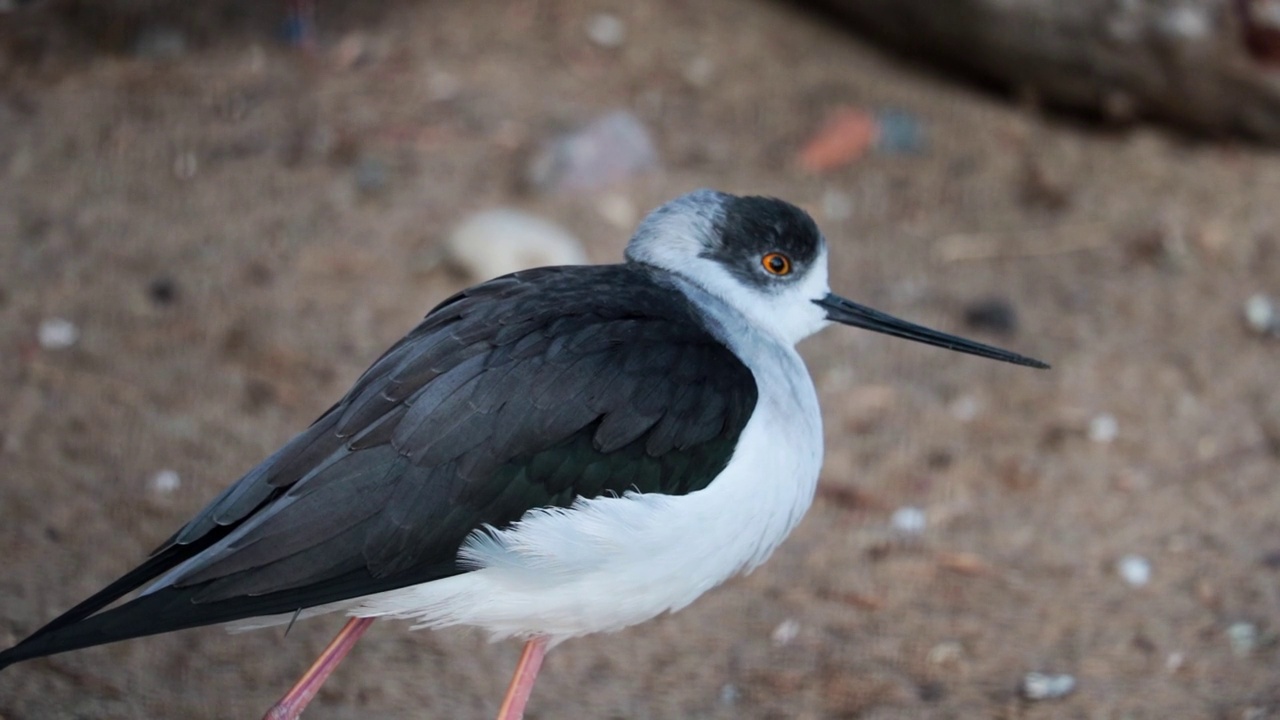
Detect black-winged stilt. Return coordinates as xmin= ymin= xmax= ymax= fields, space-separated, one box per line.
xmin=0 ymin=190 xmax=1047 ymax=719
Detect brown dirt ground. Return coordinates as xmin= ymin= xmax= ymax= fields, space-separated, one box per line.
xmin=2 ymin=1 xmax=1279 ymax=718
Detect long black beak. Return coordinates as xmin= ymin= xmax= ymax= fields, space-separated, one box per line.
xmin=816 ymin=293 xmax=1049 ymax=369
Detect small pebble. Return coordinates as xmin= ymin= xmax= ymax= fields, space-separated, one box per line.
xmin=1260 ymin=396 xmax=1280 ymax=453
xmin=890 ymin=506 xmax=927 ymax=535
xmin=37 ymin=318 xmax=79 ymax=350
xmin=596 ymin=193 xmax=637 ymax=229
xmin=1244 ymin=294 xmax=1278 ymax=335
xmin=426 ymin=71 xmax=462 ymax=103
xmin=332 ymin=33 xmax=372 ymax=71
xmin=1019 ymin=672 xmax=1076 ymax=701
xmin=133 ymin=25 xmax=187 ymax=60
xmin=683 ymin=56 xmax=715 ymax=87
xmin=927 ymin=448 xmax=954 ymax=470
xmin=1106 ymin=1 xmax=1144 ymax=42
xmin=525 ymin=111 xmax=659 ymax=194
xmin=918 ymin=682 xmax=946 ymax=702
xmin=927 ymin=641 xmax=964 ymax=666
xmin=1020 ymin=160 xmax=1074 ymax=212
xmin=770 ymin=618 xmax=800 ymax=646
xmin=148 ymin=469 xmax=182 ymax=495
xmin=445 ymin=209 xmax=588 ymax=280
xmin=719 ymin=683 xmax=739 ymax=706
xmin=963 ymin=297 xmax=1019 ymax=335
xmin=1158 ymin=5 xmax=1211 ymax=39
xmin=1117 ymin=554 xmax=1152 ymax=587
xmin=173 ymin=151 xmax=198 ymax=180
xmin=148 ymin=277 xmax=178 ymax=306
xmin=1261 ymin=549 xmax=1280 ymax=569
xmin=1165 ymin=651 xmax=1185 ymax=672
xmin=949 ymin=394 xmax=981 ymax=422
xmin=1258 ymin=0 xmax=1280 ymax=27
xmin=1227 ymin=622 xmax=1258 ymax=657
xmin=354 ymin=156 xmax=390 ymax=196
xmin=246 ymin=44 xmax=268 ymax=74
xmin=585 ymin=13 xmax=626 ymax=48
xmin=874 ymin=109 xmax=927 ymax=153
xmin=821 ymin=189 xmax=853 ymax=222
xmin=1088 ymin=414 xmax=1119 ymax=443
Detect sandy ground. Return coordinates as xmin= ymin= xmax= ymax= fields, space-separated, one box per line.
xmin=1 ymin=1 xmax=1279 ymax=718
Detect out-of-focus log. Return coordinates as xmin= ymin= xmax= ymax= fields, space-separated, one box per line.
xmin=808 ymin=0 xmax=1280 ymax=141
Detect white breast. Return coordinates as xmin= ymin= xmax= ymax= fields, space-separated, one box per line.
xmin=350 ymin=285 xmax=825 ymax=644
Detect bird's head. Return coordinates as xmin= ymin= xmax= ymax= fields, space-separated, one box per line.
xmin=625 ymin=189 xmax=1047 ymax=368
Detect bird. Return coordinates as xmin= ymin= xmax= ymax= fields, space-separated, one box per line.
xmin=0 ymin=190 xmax=1048 ymax=719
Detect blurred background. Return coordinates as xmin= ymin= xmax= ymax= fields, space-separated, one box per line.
xmin=1 ymin=1 xmax=1278 ymax=718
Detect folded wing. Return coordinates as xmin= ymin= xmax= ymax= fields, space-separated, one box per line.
xmin=0 ymin=264 xmax=758 ymax=668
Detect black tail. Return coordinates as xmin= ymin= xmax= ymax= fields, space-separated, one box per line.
xmin=0 ymin=583 xmax=312 ymax=671
xmin=0 ymin=544 xmax=203 ymax=671
xmin=21 ymin=547 xmax=191 ymax=639
xmin=0 ymin=585 xmax=209 ymax=671
xmin=0 ymin=523 xmax=251 ymax=671
xmin=0 ymin=564 xmax=453 ymax=671
xmin=0 ymin=499 xmax=283 ymax=670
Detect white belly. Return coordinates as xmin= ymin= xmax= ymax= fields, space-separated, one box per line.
xmin=351 ymin=350 xmax=823 ymax=644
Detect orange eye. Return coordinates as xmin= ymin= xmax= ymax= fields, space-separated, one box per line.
xmin=761 ymin=252 xmax=792 ymax=276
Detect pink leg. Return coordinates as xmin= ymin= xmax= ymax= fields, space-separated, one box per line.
xmin=495 ymin=637 xmax=550 ymax=720
xmin=262 ymin=617 xmax=375 ymax=720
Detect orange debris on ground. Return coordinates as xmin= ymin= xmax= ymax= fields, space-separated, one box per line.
xmin=797 ymin=106 xmax=878 ymax=173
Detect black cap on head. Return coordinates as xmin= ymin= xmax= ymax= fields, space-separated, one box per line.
xmin=702 ymin=195 xmax=824 ymax=291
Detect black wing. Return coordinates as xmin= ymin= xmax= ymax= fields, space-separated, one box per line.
xmin=0 ymin=264 xmax=758 ymax=669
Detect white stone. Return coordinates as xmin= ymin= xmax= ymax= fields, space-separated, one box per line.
xmin=1117 ymin=554 xmax=1151 ymax=587
xmin=445 ymin=209 xmax=588 ymax=280
xmin=1227 ymin=622 xmax=1258 ymax=657
xmin=949 ymin=394 xmax=981 ymax=422
xmin=37 ymin=318 xmax=79 ymax=350
xmin=1088 ymin=413 xmax=1118 ymax=443
xmin=1244 ymin=294 xmax=1275 ymax=334
xmin=770 ymin=618 xmax=800 ymax=646
xmin=585 ymin=14 xmax=626 ymax=48
xmin=149 ymin=469 xmax=182 ymax=495
xmin=597 ymin=193 xmax=637 ymax=229
xmin=890 ymin=506 xmax=927 ymax=535
xmin=1020 ymin=672 xmax=1076 ymax=701
xmin=927 ymin=641 xmax=964 ymax=666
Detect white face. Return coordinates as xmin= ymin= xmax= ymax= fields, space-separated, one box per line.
xmin=625 ymin=191 xmax=833 ymax=347
xmin=679 ymin=246 xmax=833 ymax=347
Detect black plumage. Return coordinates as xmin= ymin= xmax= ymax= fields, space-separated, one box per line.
xmin=0 ymin=264 xmax=758 ymax=669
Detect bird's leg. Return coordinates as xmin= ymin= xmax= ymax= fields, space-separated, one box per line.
xmin=495 ymin=636 xmax=550 ymax=720
xmin=262 ymin=616 xmax=376 ymax=720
